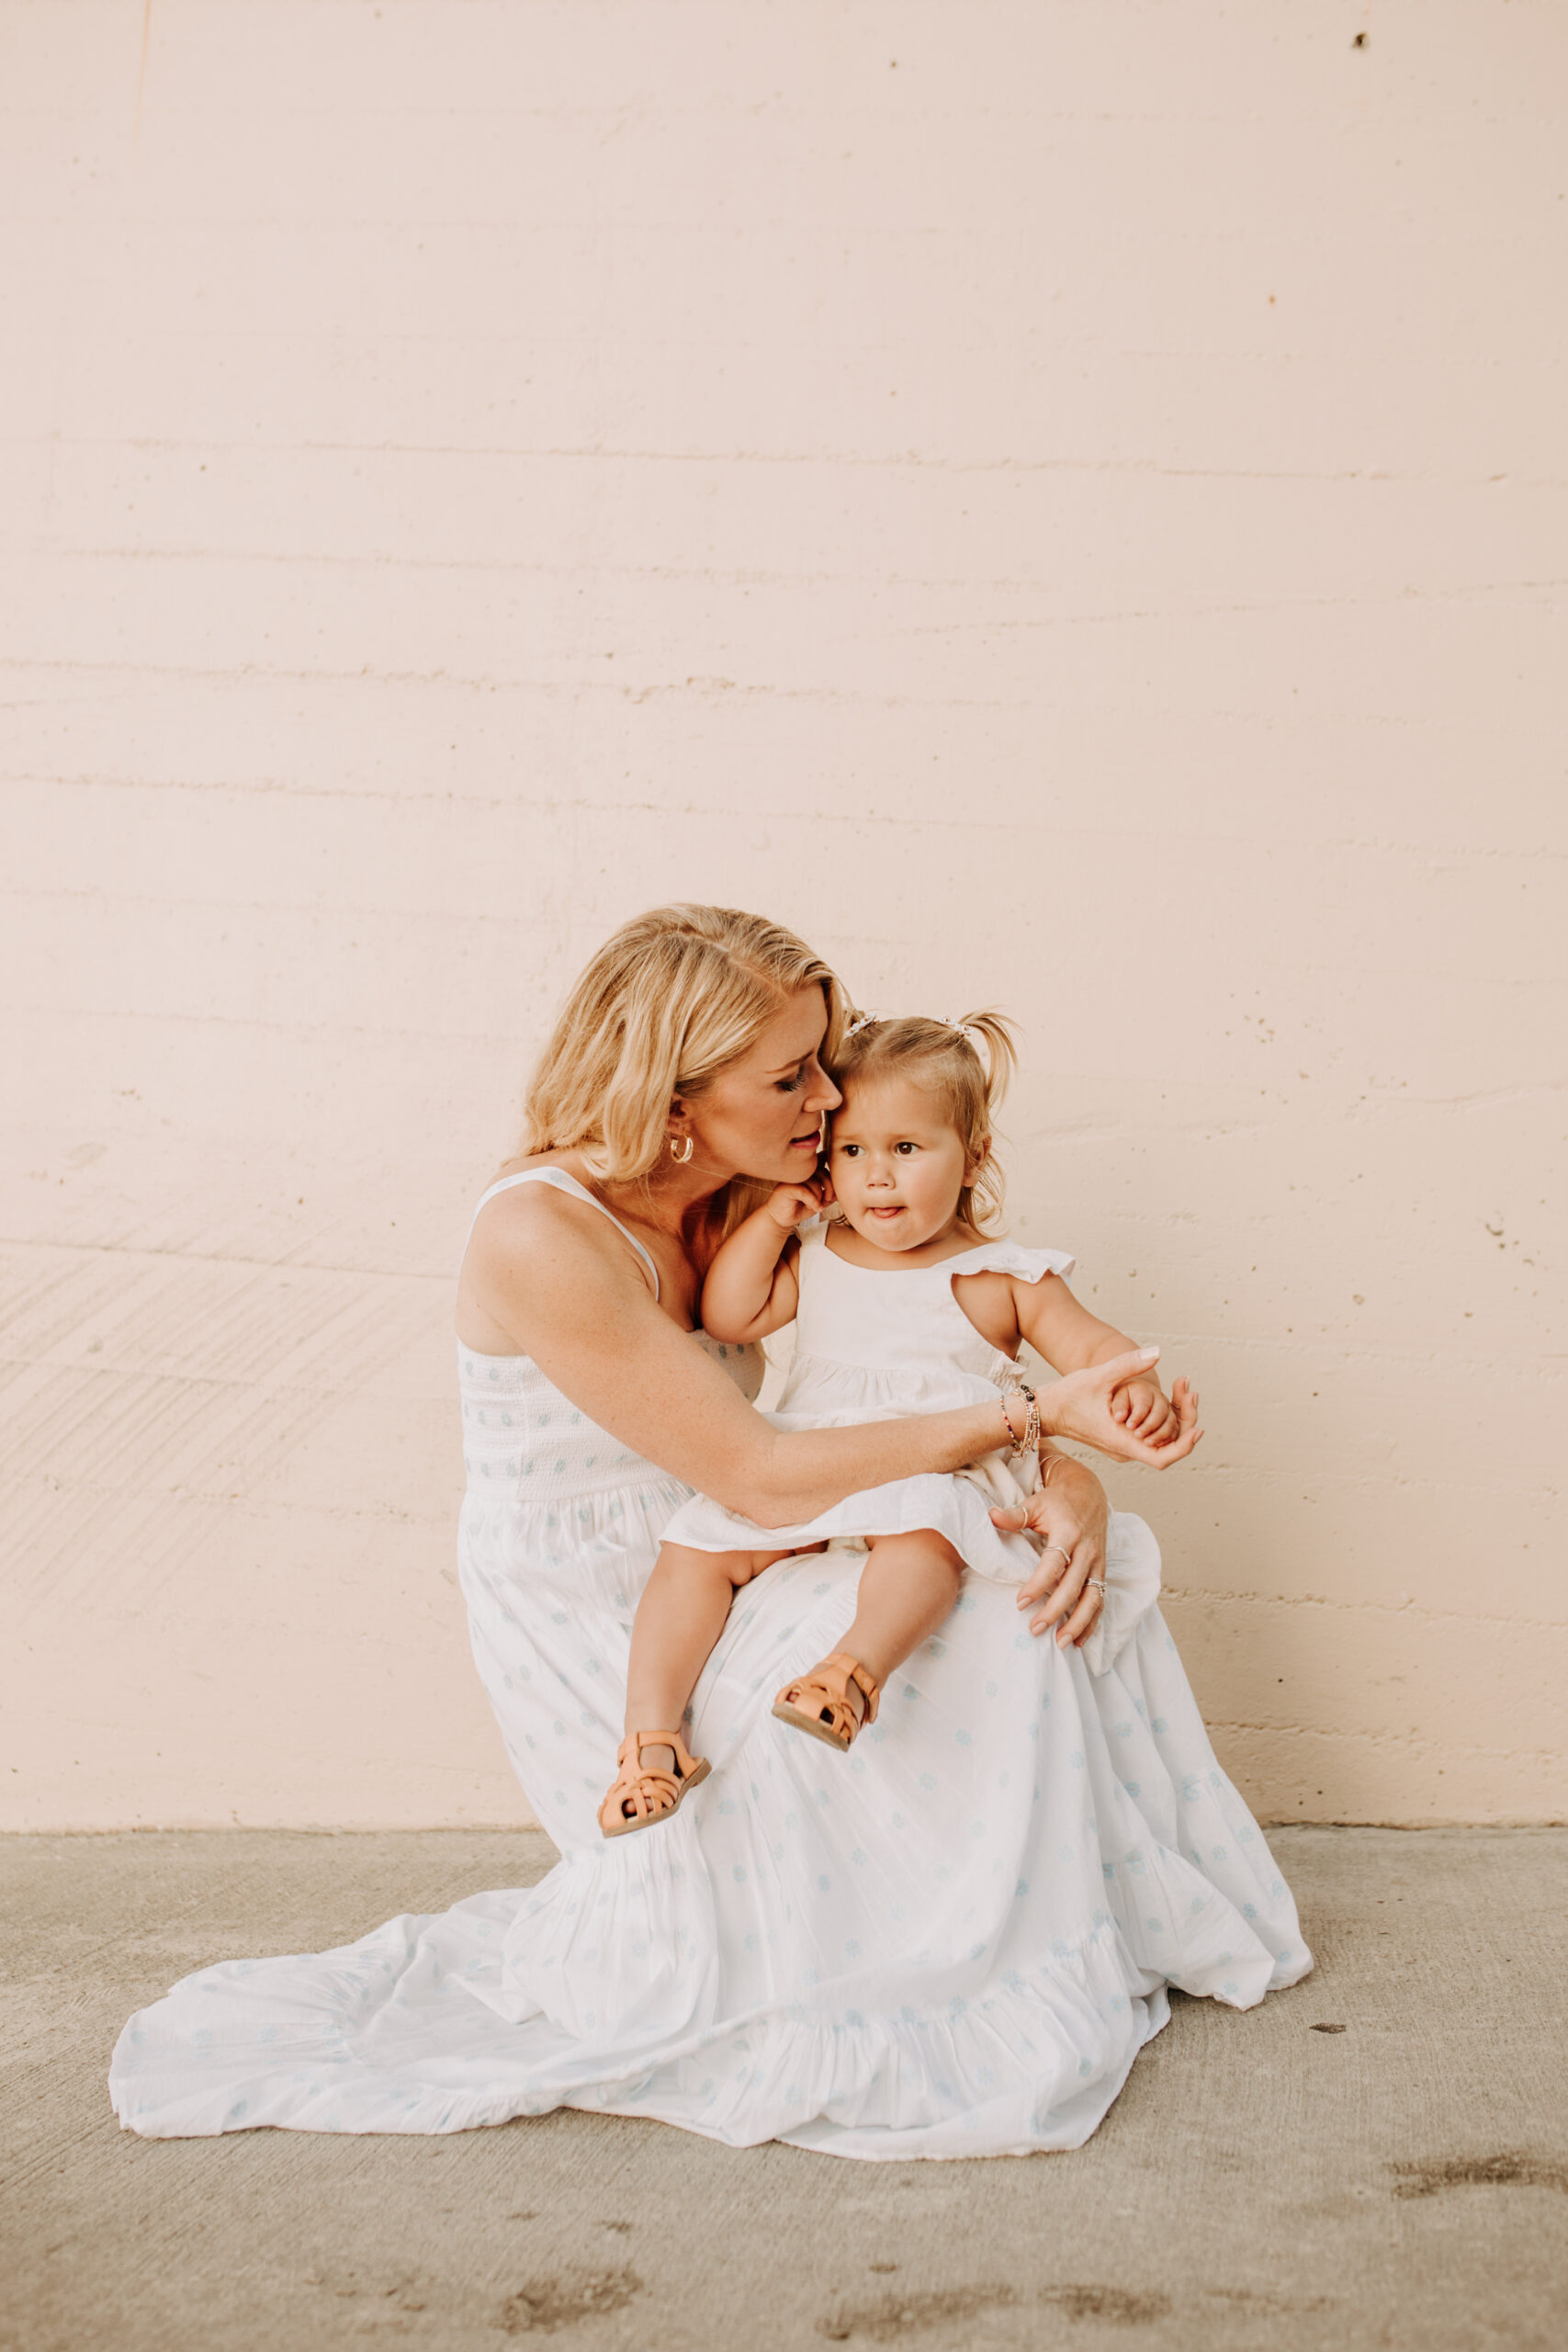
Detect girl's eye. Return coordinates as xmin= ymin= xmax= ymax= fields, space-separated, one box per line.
xmin=840 ymin=1143 xmax=860 ymax=1158
xmin=896 ymin=1140 xmax=918 ymax=1155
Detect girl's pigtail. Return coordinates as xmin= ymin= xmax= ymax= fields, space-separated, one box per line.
xmin=954 ymin=1011 xmax=1019 ymax=1115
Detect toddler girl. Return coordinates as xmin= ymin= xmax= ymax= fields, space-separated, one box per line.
xmin=599 ymin=1011 xmax=1190 ymax=1838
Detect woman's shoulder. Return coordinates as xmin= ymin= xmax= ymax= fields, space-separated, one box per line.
xmin=468 ymin=1155 xmax=593 ymax=1235
xmin=458 ymin=1157 xmax=664 ymax=1350
xmin=465 ymin=1157 xmax=654 ymax=1279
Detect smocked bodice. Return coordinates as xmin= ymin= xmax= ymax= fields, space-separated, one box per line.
xmin=778 ymin=1224 xmax=1076 ymax=1407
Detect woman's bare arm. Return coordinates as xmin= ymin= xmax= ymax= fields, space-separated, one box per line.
xmin=460 ymin=1185 xmax=1011 ymax=1526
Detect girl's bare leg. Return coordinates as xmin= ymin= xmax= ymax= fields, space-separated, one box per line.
xmin=623 ymin=1542 xmax=781 ymax=1780
xmin=835 ymin=1528 xmax=964 ymax=1721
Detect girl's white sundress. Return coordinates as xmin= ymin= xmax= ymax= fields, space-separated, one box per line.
xmin=109 ymin=1169 xmax=1311 ymax=2158
xmin=662 ymin=1222 xmax=1162 ymax=1673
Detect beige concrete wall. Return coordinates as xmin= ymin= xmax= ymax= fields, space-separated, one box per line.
xmin=3 ymin=0 xmax=1563 ymax=1831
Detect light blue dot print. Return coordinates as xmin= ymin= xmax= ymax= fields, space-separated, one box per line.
xmin=954 ymin=1728 xmax=972 ymax=1747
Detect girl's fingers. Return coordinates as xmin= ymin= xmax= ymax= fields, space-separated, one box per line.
xmin=1128 ymin=1380 xmax=1202 ymax=1464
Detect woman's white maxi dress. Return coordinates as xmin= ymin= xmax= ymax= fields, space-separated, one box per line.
xmin=110 ymin=1169 xmax=1311 ymax=2158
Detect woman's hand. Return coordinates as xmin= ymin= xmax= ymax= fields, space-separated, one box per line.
xmin=1042 ymin=1349 xmax=1201 ymax=1466
xmin=991 ymin=1461 xmax=1111 ymax=1646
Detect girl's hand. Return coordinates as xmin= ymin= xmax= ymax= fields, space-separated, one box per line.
xmin=1043 ymin=1350 xmax=1202 ymax=1465
xmin=764 ymin=1179 xmax=828 ymax=1231
xmin=1110 ymin=1374 xmax=1179 ymax=1447
xmin=991 ymin=1465 xmax=1110 ymax=1646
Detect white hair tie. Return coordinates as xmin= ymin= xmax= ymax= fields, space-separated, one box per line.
xmin=844 ymin=1010 xmax=976 ymax=1041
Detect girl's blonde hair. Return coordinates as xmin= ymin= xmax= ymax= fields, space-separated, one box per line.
xmin=831 ymin=1010 xmax=1018 ymax=1231
xmin=522 ymin=905 xmax=850 ymax=1226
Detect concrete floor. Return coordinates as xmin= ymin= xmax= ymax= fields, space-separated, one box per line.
xmin=2 ymin=1828 xmax=1564 ymax=2352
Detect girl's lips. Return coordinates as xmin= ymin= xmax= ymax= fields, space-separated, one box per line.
xmin=867 ymin=1204 xmax=904 ymax=1217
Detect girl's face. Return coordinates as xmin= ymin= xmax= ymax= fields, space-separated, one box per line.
xmin=828 ymin=1073 xmax=980 ymax=1252
xmin=680 ymin=988 xmax=842 ymax=1184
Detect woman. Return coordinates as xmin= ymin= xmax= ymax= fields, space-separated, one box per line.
xmin=110 ymin=905 xmax=1309 ymax=2155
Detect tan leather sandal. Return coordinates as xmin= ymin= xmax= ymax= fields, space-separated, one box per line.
xmin=772 ymin=1653 xmax=881 ymax=1752
xmin=597 ymin=1728 xmax=711 ymax=1839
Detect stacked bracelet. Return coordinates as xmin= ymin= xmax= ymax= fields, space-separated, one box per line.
xmin=999 ymin=1382 xmax=1040 ymax=1459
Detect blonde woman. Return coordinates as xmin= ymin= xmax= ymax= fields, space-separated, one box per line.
xmin=111 ymin=906 xmax=1310 ymax=2158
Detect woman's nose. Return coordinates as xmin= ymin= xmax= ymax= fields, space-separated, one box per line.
xmin=806 ymin=1062 xmax=841 ymax=1113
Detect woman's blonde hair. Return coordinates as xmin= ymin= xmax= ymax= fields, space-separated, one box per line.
xmin=522 ymin=905 xmax=850 ymax=1225
xmin=831 ymin=1010 xmax=1018 ymax=1231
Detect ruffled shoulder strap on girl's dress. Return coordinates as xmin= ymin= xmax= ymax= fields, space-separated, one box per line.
xmin=946 ymin=1239 xmax=1076 ymax=1285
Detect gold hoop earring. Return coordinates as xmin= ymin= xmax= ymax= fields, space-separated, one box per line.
xmin=669 ymin=1134 xmax=694 ymax=1165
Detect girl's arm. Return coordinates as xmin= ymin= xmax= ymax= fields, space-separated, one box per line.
xmin=698 ymin=1188 xmax=820 ymax=1343
xmin=1013 ymin=1273 xmax=1143 ymax=1374
xmin=1013 ymin=1275 xmax=1193 ymax=1452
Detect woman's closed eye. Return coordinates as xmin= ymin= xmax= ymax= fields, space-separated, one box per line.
xmin=774 ymin=1066 xmax=808 ymax=1092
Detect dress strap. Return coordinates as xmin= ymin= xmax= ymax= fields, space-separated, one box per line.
xmin=466 ymin=1168 xmax=660 ymax=1301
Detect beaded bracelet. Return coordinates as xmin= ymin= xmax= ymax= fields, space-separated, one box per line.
xmin=999 ymin=1382 xmax=1040 ymax=1459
